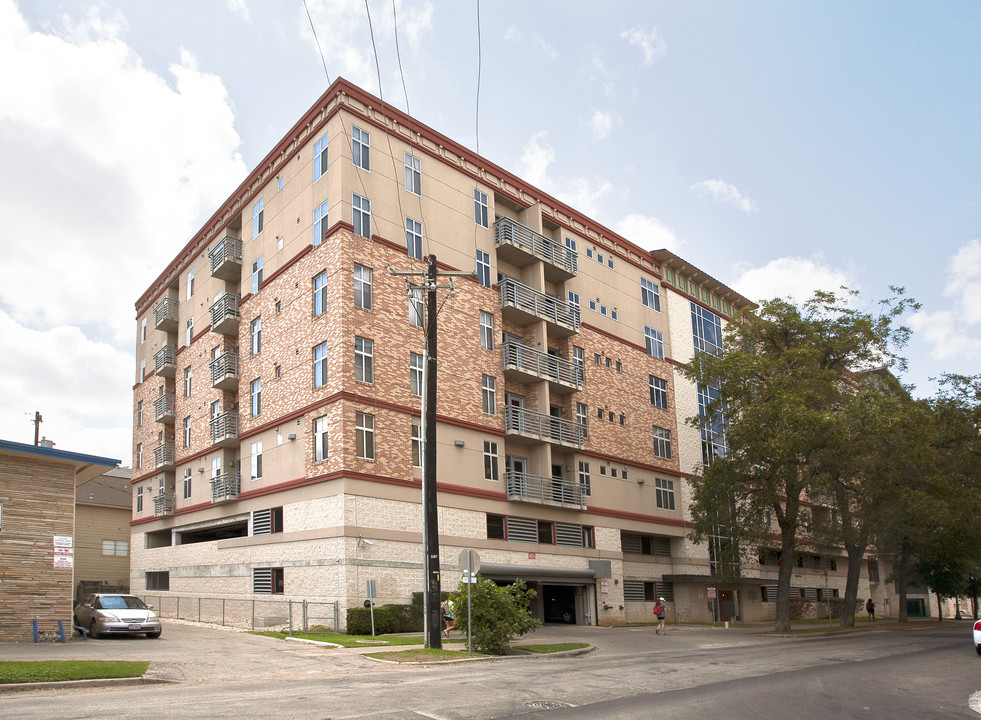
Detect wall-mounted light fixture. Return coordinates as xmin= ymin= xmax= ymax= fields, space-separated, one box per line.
xmin=197 ymin=467 xmax=205 ymax=473
xmin=454 ymin=440 xmax=465 ymax=447
xmin=637 ymin=477 xmax=645 ymax=484
xmin=287 ymin=434 xmax=297 ymax=441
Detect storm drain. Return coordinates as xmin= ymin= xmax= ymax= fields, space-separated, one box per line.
xmin=524 ymin=701 xmax=572 ymax=710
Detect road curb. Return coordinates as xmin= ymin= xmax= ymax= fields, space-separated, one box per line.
xmin=0 ymin=675 xmax=174 ymax=694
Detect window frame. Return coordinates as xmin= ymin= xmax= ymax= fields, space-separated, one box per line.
xmin=313 ymin=199 xmax=329 ymax=246
xmin=405 ymin=217 xmax=423 ymax=259
xmin=314 ymin=271 xmax=328 ymax=316
xmin=352 ymin=193 xmax=371 ymax=238
xmin=481 ymin=374 xmax=497 ymax=415
xmin=476 ymin=249 xmax=491 ymax=287
xmin=355 ymin=336 xmax=374 ymax=384
xmin=250 ymin=316 xmax=261 ymax=355
xmin=653 ymin=425 xmax=672 ymax=459
xmin=483 ymin=440 xmax=499 ymax=481
xmin=649 ymin=375 xmax=668 ymax=409
xmin=655 ymin=477 xmax=676 ymax=510
xmin=252 ymin=198 xmax=264 ymax=237
xmin=313 ymin=342 xmax=328 ymax=388
xmin=479 ymin=311 xmax=494 ymax=350
xmin=352 ymin=125 xmax=370 ymax=171
xmin=645 ymin=326 xmax=665 ymax=359
xmin=356 ymin=411 xmax=375 ymax=460
xmin=250 ymin=377 xmax=261 ymax=417
xmin=354 ymin=264 xmax=372 ymax=310
xmin=641 ymin=276 xmax=661 ymax=311
xmin=314 ymin=133 xmax=328 ymax=181
xmin=313 ymin=415 xmax=329 ymax=462
xmin=410 ymin=352 xmax=423 ymax=397
xmin=473 ymin=188 xmax=489 ymax=228
xmin=404 ymin=152 xmax=421 ymax=195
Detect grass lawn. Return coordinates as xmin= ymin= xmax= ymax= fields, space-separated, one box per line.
xmin=364 ymin=648 xmax=486 ymax=662
xmin=514 ymin=642 xmax=589 ymax=654
xmin=0 ymin=660 xmax=150 ymax=684
xmin=252 ymin=631 xmax=466 ymax=648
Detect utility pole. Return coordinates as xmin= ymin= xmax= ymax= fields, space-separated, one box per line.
xmin=31 ymin=411 xmax=42 ymax=446
xmin=391 ymin=255 xmax=474 ymax=649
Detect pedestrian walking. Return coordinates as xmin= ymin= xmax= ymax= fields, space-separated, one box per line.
xmin=441 ymin=598 xmax=455 ymax=636
xmin=653 ymin=597 xmax=667 ymax=635
xmin=866 ymin=598 xmax=876 ymax=622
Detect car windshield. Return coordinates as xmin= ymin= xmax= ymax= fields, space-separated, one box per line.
xmin=98 ymin=596 xmax=147 ymax=610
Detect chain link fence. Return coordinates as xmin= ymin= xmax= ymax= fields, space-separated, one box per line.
xmin=139 ymin=595 xmax=340 ymax=634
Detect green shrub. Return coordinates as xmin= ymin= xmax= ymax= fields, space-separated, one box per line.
xmin=346 ymin=602 xmax=424 ymax=635
xmin=449 ymin=577 xmax=541 ymax=655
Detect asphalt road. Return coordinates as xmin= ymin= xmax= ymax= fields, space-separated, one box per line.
xmin=0 ymin=620 xmax=977 ymax=719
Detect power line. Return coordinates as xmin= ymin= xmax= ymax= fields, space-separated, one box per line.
xmin=302 ymin=0 xmax=331 ymax=86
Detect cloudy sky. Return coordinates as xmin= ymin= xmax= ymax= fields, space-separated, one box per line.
xmin=1 ymin=0 xmax=979 ymax=464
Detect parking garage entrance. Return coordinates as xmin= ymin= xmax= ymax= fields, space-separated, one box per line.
xmin=477 ymin=563 xmax=596 ymax=626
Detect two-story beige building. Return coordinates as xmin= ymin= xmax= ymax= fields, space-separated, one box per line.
xmin=130 ymin=78 xmax=904 ymax=629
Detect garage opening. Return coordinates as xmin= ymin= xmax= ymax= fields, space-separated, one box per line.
xmin=543 ymin=584 xmax=577 ymax=624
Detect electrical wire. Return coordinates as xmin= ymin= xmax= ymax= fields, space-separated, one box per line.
xmin=303 ymin=0 xmax=331 ymax=86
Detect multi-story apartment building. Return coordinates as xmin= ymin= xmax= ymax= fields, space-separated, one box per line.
xmin=132 ymin=78 xmax=904 ymax=629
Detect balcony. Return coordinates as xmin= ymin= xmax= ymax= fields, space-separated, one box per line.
xmin=209 ymin=293 xmax=240 ymax=335
xmin=209 ymin=235 xmax=243 ymax=281
xmin=211 ymin=473 xmax=240 ymax=503
xmin=499 ymin=278 xmax=580 ymax=337
xmin=505 ymin=470 xmax=585 ymax=510
xmin=152 ymin=443 xmax=175 ymax=470
xmin=504 ymin=405 xmax=585 ymax=449
xmin=153 ymin=297 xmax=179 ymax=333
xmin=502 ymin=342 xmax=583 ymax=394
xmin=153 ymin=344 xmax=177 ymax=378
xmin=210 ymin=411 xmax=239 ymax=447
xmin=494 ymin=216 xmax=577 ymax=281
xmin=153 ymin=492 xmax=176 ymax=517
xmin=209 ymin=350 xmax=239 ymax=391
xmin=152 ymin=393 xmax=176 ymax=424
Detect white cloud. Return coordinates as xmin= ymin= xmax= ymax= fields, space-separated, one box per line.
xmin=515 ymin=131 xmax=612 ymax=217
xmin=401 ymin=1 xmax=434 ymax=49
xmin=534 ymin=33 xmax=558 ymax=61
xmin=731 ymin=256 xmax=855 ymax=306
xmin=226 ymin=0 xmax=252 ymax=24
xmin=908 ymin=239 xmax=981 ymax=364
xmin=589 ymin=110 xmax=621 ymax=141
xmin=620 ymin=24 xmax=667 ymax=66
xmin=0 ymin=0 xmax=246 ymax=460
xmin=691 ymin=179 xmax=759 ymax=214
xmin=616 ymin=214 xmax=680 ymax=252
xmin=518 ymin=131 xmax=555 ymax=188
xmin=504 ymin=25 xmax=520 ymax=42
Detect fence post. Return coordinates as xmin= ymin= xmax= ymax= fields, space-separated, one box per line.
xmin=222 ymin=598 xmax=226 ymax=627
xmin=303 ymin=600 xmax=308 ymax=633
xmin=288 ymin=600 xmax=293 ymax=634
xmin=334 ymin=600 xmax=339 ymax=633
xmin=251 ymin=599 xmax=255 ymax=631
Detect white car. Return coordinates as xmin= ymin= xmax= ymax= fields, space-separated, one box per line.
xmin=974 ymin=620 xmax=981 ymax=655
xmin=74 ymin=594 xmax=162 ymax=639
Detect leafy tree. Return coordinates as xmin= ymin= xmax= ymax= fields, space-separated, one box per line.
xmin=449 ymin=577 xmax=541 ymax=655
xmin=681 ymin=287 xmax=917 ymax=632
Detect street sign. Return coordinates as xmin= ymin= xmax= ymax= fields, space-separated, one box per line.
xmin=458 ymin=549 xmax=480 ymax=573
xmin=707 ymin=587 xmax=717 ymax=600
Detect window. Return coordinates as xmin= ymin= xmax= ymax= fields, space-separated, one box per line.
xmin=597 ymin=407 xmax=604 ymax=419
xmin=184 ymin=366 xmax=192 ymax=397
xmin=408 ymin=288 xmax=424 ymax=327
xmin=313 ymin=342 xmax=328 ymax=388
xmin=586 ymin=248 xmax=593 ymax=259
xmin=186 ymin=317 xmax=194 ymax=346
xmin=102 ymin=539 xmax=129 ymax=556
xmin=616 ymin=360 xmax=622 ymax=372
xmin=487 ymin=514 xmax=506 ymax=540
xmin=314 ymin=271 xmax=328 ymax=316
xmin=314 ymin=415 xmax=329 ymax=462
xmin=645 ymin=326 xmax=664 ymax=359
xmin=355 ymin=337 xmax=374 ymax=383
xmin=137 ymin=486 xmax=143 ymax=512
xmin=868 ymin=559 xmax=880 ymax=583
xmin=410 ymin=352 xmax=423 ymax=396
xmin=473 ymin=188 xmax=489 ymax=228
xmin=146 ymin=571 xmax=169 ymax=591
xmin=183 ymin=468 xmax=192 ymax=499
xmin=597 ymin=253 xmax=604 ymax=264
xmin=537 ymin=520 xmax=554 ymax=545
xmin=250 ymin=378 xmax=261 ymax=417
xmin=655 ymin=477 xmax=676 ymax=510
xmin=568 ymin=291 xmax=581 ymax=313
xmin=252 ymin=256 xmax=263 ymax=294
xmin=252 ymin=198 xmax=264 ymax=237
xmin=314 ymin=133 xmax=328 ymax=181
xmin=621 ymin=531 xmax=673 ymax=557
xmin=352 ymin=125 xmax=370 ymax=170
xmin=137 ymin=400 xmax=144 ymax=427
xmin=404 ymin=152 xmax=421 ymax=195
xmin=253 ymin=507 xmax=284 ymax=535
xmin=356 ymin=412 xmax=375 ymax=460
xmin=650 ymin=376 xmax=668 ymax=409
xmin=183 ymin=416 xmax=191 ymax=447
xmin=653 ymin=425 xmax=672 ymax=459
xmin=565 ymin=236 xmax=577 ymax=252
xmin=136 ymin=443 xmax=142 ymax=470
xmin=251 ymin=440 xmax=263 ymax=480
xmin=314 ymin=199 xmax=329 ymax=246
xmin=608 ymin=257 xmax=615 ymax=269
xmin=576 ymin=402 xmax=588 ymax=438
xmin=476 ymin=249 xmax=491 ymax=287
xmin=251 ymin=316 xmax=261 ymax=355
xmin=405 ymin=217 xmax=423 ymax=259
xmin=141 ymin=317 xmax=147 ymax=344
xmin=187 ymin=268 xmax=195 ymax=300
xmin=484 ymin=441 xmax=499 ymax=481
xmin=578 ymin=461 xmax=591 ymax=497
xmin=600 ymin=465 xmax=607 ymax=476
xmin=589 ymin=299 xmax=597 ymax=311
xmin=253 ymin=567 xmax=284 ymax=595
xmin=482 ymin=374 xmax=496 ymax=415
xmin=640 ymin=277 xmax=661 ymax=311
xmin=212 ymin=457 xmax=221 ymax=479
xmin=411 ymin=423 xmax=423 ymax=468
xmin=352 ymin=193 xmax=371 ymax=238
xmin=480 ymin=311 xmax=494 ymax=350
xmin=354 ymin=264 xmax=372 ymax=309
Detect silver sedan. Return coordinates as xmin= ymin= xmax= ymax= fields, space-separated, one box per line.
xmin=74 ymin=594 xmax=162 ymax=639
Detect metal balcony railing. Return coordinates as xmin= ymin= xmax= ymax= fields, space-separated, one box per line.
xmin=494 ymin=216 xmax=577 ymax=278
xmin=502 ymin=341 xmax=583 ymax=391
xmin=210 ymin=412 xmax=239 ymax=446
xmin=209 ymin=235 xmax=243 ymax=281
xmin=153 ymin=393 xmax=176 ymax=423
xmin=153 ymin=297 xmax=179 ymax=332
xmin=209 ymin=350 xmax=239 ymax=390
xmin=211 ymin=473 xmax=241 ymax=503
xmin=499 ymin=277 xmax=581 ymax=333
xmin=209 ymin=293 xmax=240 ymax=335
xmin=153 ymin=492 xmax=176 ymax=517
xmin=505 ymin=470 xmax=585 ymax=509
xmin=153 ymin=344 xmax=177 ymax=378
xmin=152 ymin=443 xmax=175 ymax=469
xmin=504 ymin=405 xmax=586 ymax=448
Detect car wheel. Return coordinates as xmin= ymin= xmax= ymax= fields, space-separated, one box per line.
xmin=562 ymin=611 xmax=574 ymax=623
xmin=88 ymin=621 xmax=100 ymax=639
xmin=145 ymin=629 xmax=161 ymax=639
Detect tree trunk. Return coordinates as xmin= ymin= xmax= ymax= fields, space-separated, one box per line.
xmin=896 ymin=536 xmax=912 ymax=623
xmin=775 ymin=524 xmax=798 ymax=633
xmin=936 ymin=591 xmax=944 ymax=621
xmin=840 ymin=545 xmax=865 ymax=627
